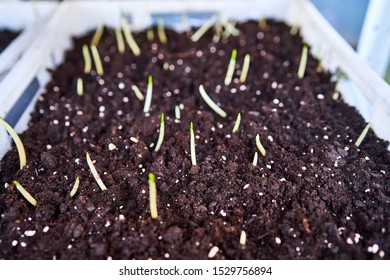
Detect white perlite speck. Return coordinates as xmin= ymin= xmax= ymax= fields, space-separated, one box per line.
xmin=275 ymin=237 xmax=281 ymax=244
xmin=12 ymin=240 xmax=18 ymax=246
xmin=208 ymin=246 xmax=219 ymax=258
xmin=108 ymin=143 xmax=117 ymax=151
xmin=24 ymin=230 xmax=36 ymax=237
xmin=243 ymin=184 xmax=250 ymax=189
xmin=368 ymin=244 xmax=379 ymax=254
xmin=43 ymin=226 xmax=50 ymax=233
xmin=220 ymin=210 xmax=227 ymax=217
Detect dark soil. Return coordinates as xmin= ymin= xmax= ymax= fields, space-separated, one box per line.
xmin=1 ymin=20 xmax=389 ymax=260
xmin=0 ymin=29 xmax=20 ymax=53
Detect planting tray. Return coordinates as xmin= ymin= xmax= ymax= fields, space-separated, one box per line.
xmin=0 ymin=1 xmax=57 ymax=81
xmin=1 ymin=0 xmax=390 ymax=160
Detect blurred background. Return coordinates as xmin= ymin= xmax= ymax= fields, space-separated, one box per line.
xmin=4 ymin=0 xmax=390 ymax=83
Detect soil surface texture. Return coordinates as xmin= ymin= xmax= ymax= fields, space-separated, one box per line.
xmin=0 ymin=29 xmax=20 ymax=53
xmin=1 ymin=20 xmax=389 ymax=260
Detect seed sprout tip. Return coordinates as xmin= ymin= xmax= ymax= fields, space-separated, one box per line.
xmin=191 ymin=14 xmax=218 ymax=42
xmin=143 ymin=75 xmax=153 ymax=113
xmin=131 ymin=85 xmax=144 ymax=101
xmin=252 ymin=152 xmax=258 ymax=166
xmin=224 ymin=49 xmax=237 ymax=86
xmin=240 ymin=230 xmax=247 ymax=245
xmin=190 ymin=122 xmax=197 ymax=165
xmin=198 ymin=85 xmax=227 ymax=118
xmin=154 ymin=113 xmax=165 ymax=152
xmin=70 ymin=176 xmax=80 ymax=197
xmin=121 ymin=15 xmax=141 ymax=56
xmin=13 ymin=180 xmax=37 ymax=207
xmin=0 ymin=117 xmax=26 ymax=169
xmin=298 ymin=44 xmax=308 ymax=79
xmin=147 ymin=27 xmax=154 ymax=41
xmin=148 ymin=172 xmax=158 ymax=219
xmin=82 ymin=44 xmax=92 ymax=74
xmin=239 ymin=54 xmax=250 ymax=83
xmin=255 ymin=134 xmax=267 ymax=157
xmin=115 ymin=27 xmax=125 ymax=54
xmin=175 ymin=105 xmax=181 ymax=120
xmin=77 ymin=78 xmax=83 ymax=96
xmin=86 ymin=152 xmax=107 ymax=191
xmin=91 ymin=23 xmax=104 ymax=46
xmin=90 ymin=45 xmax=104 ymax=76
xmin=355 ymin=123 xmax=371 ymax=147
xmin=157 ymin=17 xmax=167 ymax=44
xmin=232 ymin=112 xmax=241 ymax=133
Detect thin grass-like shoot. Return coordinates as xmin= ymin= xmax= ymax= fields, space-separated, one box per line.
xmin=297 ymin=44 xmax=308 ymax=79
xmin=355 ymin=123 xmax=371 ymax=147
xmin=252 ymin=152 xmax=258 ymax=166
xmin=190 ymin=122 xmax=197 ymax=165
xmin=259 ymin=18 xmax=267 ymax=29
xmin=175 ymin=105 xmax=181 ymax=120
xmin=199 ymin=85 xmax=227 ymax=118
xmin=143 ymin=76 xmax=153 ymax=113
xmin=240 ymin=230 xmax=247 ymax=245
xmin=232 ymin=112 xmax=241 ymax=133
xmin=115 ymin=27 xmax=125 ymax=54
xmin=191 ymin=14 xmax=218 ymax=42
xmin=131 ymin=85 xmax=144 ymax=101
xmin=91 ymin=23 xmax=104 ymax=46
xmin=239 ymin=54 xmax=250 ymax=83
xmin=13 ymin=180 xmax=36 ymax=207
xmin=157 ymin=17 xmax=167 ymax=44
xmin=224 ymin=49 xmax=237 ymax=86
xmin=90 ymin=45 xmax=104 ymax=76
xmin=148 ymin=173 xmax=158 ymax=219
xmin=86 ymin=152 xmax=107 ymax=191
xmin=290 ymin=25 xmax=299 ymax=35
xmin=212 ymin=22 xmax=223 ymax=43
xmin=154 ymin=113 xmax=165 ymax=152
xmin=223 ymin=19 xmax=239 ymax=38
xmin=77 ymin=78 xmax=83 ymax=96
xmin=121 ymin=15 xmax=141 ymax=56
xmin=0 ymin=117 xmax=26 ymax=169
xmin=255 ymin=134 xmax=266 ymax=157
xmin=82 ymin=44 xmax=92 ymax=74
xmin=70 ymin=176 xmax=80 ymax=197
xmin=147 ymin=27 xmax=154 ymax=41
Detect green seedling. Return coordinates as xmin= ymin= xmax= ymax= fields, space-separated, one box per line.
xmin=143 ymin=76 xmax=153 ymax=113
xmin=0 ymin=117 xmax=26 ymax=169
xmin=175 ymin=105 xmax=181 ymax=120
xmin=223 ymin=19 xmax=239 ymax=38
xmin=131 ymin=85 xmax=144 ymax=101
xmin=212 ymin=22 xmax=223 ymax=43
xmin=13 ymin=180 xmax=36 ymax=207
xmin=82 ymin=44 xmax=92 ymax=74
xmin=256 ymin=134 xmax=266 ymax=156
xmin=147 ymin=27 xmax=154 ymax=41
xmin=199 ymin=84 xmax=227 ymax=118
xmin=115 ymin=27 xmax=125 ymax=54
xmin=190 ymin=122 xmax=197 ymax=165
xmin=224 ymin=49 xmax=237 ymax=86
xmin=70 ymin=176 xmax=80 ymax=197
xmin=191 ymin=14 xmax=218 ymax=42
xmin=91 ymin=23 xmax=104 ymax=46
xmin=148 ymin=173 xmax=158 ymax=219
xmin=90 ymin=45 xmax=104 ymax=76
xmin=232 ymin=112 xmax=241 ymax=133
xmin=259 ymin=18 xmax=267 ymax=29
xmin=290 ymin=25 xmax=299 ymax=35
xmin=154 ymin=113 xmax=165 ymax=152
xmin=355 ymin=123 xmax=371 ymax=147
xmin=252 ymin=151 xmax=258 ymax=166
xmin=120 ymin=15 xmax=141 ymax=56
xmin=86 ymin=152 xmax=107 ymax=191
xmin=240 ymin=230 xmax=247 ymax=245
xmin=297 ymin=44 xmax=308 ymax=79
xmin=239 ymin=54 xmax=250 ymax=83
xmin=157 ymin=17 xmax=167 ymax=44
xmin=77 ymin=78 xmax=83 ymax=96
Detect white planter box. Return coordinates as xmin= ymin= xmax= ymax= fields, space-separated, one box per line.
xmin=1 ymin=0 xmax=390 ymax=160
xmin=0 ymin=1 xmax=57 ymax=80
